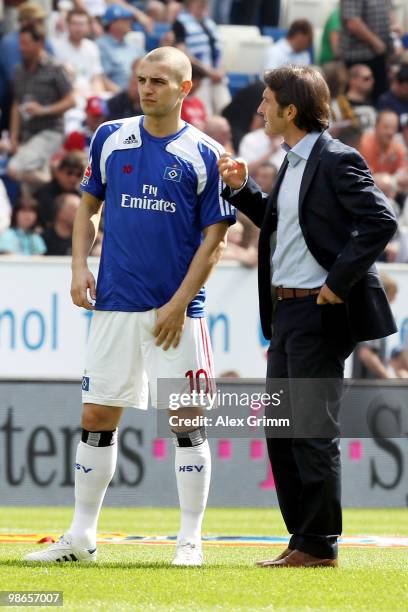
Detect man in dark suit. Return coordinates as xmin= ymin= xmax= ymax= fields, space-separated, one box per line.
xmin=218 ymin=65 xmax=397 ymax=568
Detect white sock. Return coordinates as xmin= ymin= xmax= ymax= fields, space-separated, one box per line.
xmin=175 ymin=440 xmax=211 ymax=545
xmin=68 ymin=440 xmax=117 ymax=549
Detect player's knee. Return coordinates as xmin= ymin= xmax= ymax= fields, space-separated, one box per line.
xmin=81 ymin=404 xmax=120 ymax=431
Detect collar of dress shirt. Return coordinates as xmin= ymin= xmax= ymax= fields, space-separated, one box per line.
xmin=282 ymin=131 xmax=322 ymax=167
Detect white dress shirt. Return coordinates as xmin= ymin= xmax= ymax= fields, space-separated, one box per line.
xmin=272 ymin=132 xmax=328 ymax=288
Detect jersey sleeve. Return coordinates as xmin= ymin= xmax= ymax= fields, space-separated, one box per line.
xmin=80 ymin=125 xmax=106 ymax=200
xmin=198 ymin=143 xmax=236 ymax=230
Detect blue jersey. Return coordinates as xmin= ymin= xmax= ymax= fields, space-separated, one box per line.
xmin=80 ymin=116 xmax=235 ymax=316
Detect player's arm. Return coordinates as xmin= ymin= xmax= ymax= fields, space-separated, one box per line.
xmin=154 ymin=221 xmax=229 ymax=351
xmin=71 ymin=191 xmax=103 ymax=311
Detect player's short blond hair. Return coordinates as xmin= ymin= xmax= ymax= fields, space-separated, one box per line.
xmin=142 ymin=46 xmax=192 ymax=83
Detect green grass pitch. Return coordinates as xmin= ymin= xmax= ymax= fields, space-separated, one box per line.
xmin=0 ymin=507 xmax=407 ymax=611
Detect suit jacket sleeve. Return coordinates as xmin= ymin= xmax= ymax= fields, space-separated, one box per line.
xmin=325 ymin=150 xmax=398 ymax=299
xmin=221 ymin=177 xmax=271 ymax=229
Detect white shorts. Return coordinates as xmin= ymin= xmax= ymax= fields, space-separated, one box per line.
xmin=82 ymin=310 xmax=215 ymax=409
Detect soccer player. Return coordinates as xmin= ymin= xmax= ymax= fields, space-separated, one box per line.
xmin=24 ymin=47 xmax=235 ymax=567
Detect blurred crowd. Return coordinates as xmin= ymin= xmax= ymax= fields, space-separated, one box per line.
xmin=0 ymin=0 xmax=407 ymax=269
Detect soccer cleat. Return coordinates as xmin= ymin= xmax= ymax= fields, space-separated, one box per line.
xmin=172 ymin=541 xmax=203 ymax=567
xmin=23 ymin=534 xmax=97 ymax=563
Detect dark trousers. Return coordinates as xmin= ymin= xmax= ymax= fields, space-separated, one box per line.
xmin=265 ymin=296 xmax=356 ymax=559
xmin=345 ymin=54 xmax=388 ymax=103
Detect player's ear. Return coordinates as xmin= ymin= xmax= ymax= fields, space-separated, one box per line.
xmin=180 ymin=79 xmax=192 ymax=98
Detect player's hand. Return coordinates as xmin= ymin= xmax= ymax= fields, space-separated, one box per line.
xmin=317 ymin=284 xmax=343 ymax=305
xmin=217 ymin=153 xmax=248 ymax=191
xmin=154 ymin=302 xmax=186 ymax=351
xmin=71 ymin=266 xmax=96 ymax=310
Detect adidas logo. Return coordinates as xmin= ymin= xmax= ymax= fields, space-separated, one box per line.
xmin=123 ymin=134 xmax=138 ymax=145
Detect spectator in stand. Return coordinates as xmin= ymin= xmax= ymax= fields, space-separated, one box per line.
xmin=377 ymin=63 xmax=408 ymax=127
xmin=262 ymin=19 xmax=313 ymax=73
xmin=173 ymin=0 xmax=231 ymax=115
xmin=0 ymin=179 xmax=12 ymax=233
xmin=373 ymin=172 xmax=399 ymax=211
xmin=106 ymin=59 xmax=142 ymax=120
xmin=0 ymin=3 xmax=54 ymax=90
xmin=64 ymin=97 xmax=107 ymax=154
xmin=43 ymin=192 xmax=80 ymax=255
xmin=97 ymin=4 xmax=145 ymax=92
xmin=73 ymin=0 xmax=153 ymax=34
xmin=352 ymin=274 xmax=398 ymax=378
xmin=229 ymin=0 xmax=280 ymax=27
xmin=90 ymin=228 xmax=104 ymax=257
xmin=221 ymin=220 xmax=258 ymax=267
xmin=319 ymin=7 xmax=341 ymax=65
xmin=34 ymin=151 xmax=87 ymax=229
xmin=0 ymin=2 xmax=54 ymax=132
xmin=144 ymin=0 xmax=183 ymax=22
xmin=389 ymin=347 xmax=408 ymax=378
xmin=399 ymin=114 xmax=408 ymax=151
xmin=339 ymin=0 xmax=402 ymax=101
xmin=336 ymin=124 xmax=363 ymax=149
xmin=322 ymin=61 xmax=356 ymax=134
xmin=345 ymin=64 xmax=376 ymax=130
xmin=222 ymin=80 xmax=265 ymax=151
xmin=237 ymin=162 xmax=278 ymax=252
xmin=204 ymin=116 xmax=234 ymax=153
xmin=181 ymin=64 xmax=207 ymax=130
xmin=52 ymin=9 xmax=106 ymax=100
xmin=252 ymin=161 xmax=278 ymax=194
xmin=373 ymin=172 xmax=406 ymax=262
xmin=359 ymin=110 xmax=407 ymax=174
xmin=239 ymin=128 xmax=285 ymax=177
xmin=0 ymin=197 xmax=46 ymax=255
xmin=7 ymin=23 xmax=75 ymax=187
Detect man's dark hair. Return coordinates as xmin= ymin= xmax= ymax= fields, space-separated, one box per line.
xmin=264 ymin=65 xmax=330 ymax=132
xmin=19 ymin=22 xmax=46 ymax=42
xmin=287 ymin=19 xmax=313 ymax=39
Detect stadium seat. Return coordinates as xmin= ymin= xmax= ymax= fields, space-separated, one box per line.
xmin=218 ymin=25 xmax=262 ymax=41
xmin=227 ymin=73 xmax=258 ymax=96
xmin=219 ymin=25 xmax=272 ymax=75
xmin=261 ymin=27 xmax=287 ymax=41
xmin=132 ymin=22 xmax=171 ymax=52
xmin=222 ymin=37 xmax=272 ymax=75
xmin=283 ymin=0 xmax=338 ymax=29
xmin=402 ymin=33 xmax=408 ymax=49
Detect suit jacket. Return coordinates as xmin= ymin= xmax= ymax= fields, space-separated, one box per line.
xmin=223 ymin=131 xmax=398 ymax=341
